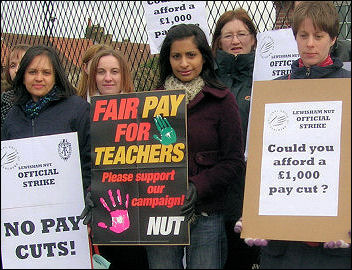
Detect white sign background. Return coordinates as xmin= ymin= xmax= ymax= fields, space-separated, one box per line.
xmin=143 ymin=1 xmax=210 ymax=54
xmin=259 ymin=101 xmax=342 ymax=216
xmin=1 ymin=132 xmax=91 ymax=269
xmin=253 ymin=28 xmax=299 ymax=81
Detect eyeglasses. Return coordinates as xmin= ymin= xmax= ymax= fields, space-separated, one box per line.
xmin=221 ymin=33 xmax=250 ymax=42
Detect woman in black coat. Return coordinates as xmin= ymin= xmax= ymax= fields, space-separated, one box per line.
xmin=2 ymin=45 xmax=91 ymax=195
xmin=145 ymin=23 xmax=245 ymax=269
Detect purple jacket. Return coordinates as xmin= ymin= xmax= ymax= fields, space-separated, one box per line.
xmin=170 ymin=84 xmax=245 ymax=214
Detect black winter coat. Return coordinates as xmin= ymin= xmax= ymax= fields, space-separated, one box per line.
xmin=215 ymin=49 xmax=255 ymax=146
xmin=276 ymin=56 xmax=350 ymax=80
xmin=2 ymin=95 xmax=91 ymax=194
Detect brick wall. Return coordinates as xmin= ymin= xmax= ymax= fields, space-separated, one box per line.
xmin=273 ymin=1 xmax=295 ymax=29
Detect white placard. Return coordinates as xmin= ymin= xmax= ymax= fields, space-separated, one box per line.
xmin=1 ymin=133 xmax=84 ymax=209
xmin=1 ymin=132 xmax=91 ymax=269
xmin=246 ymin=28 xmax=300 ymax=160
xmin=343 ymin=62 xmax=351 ymax=71
xmin=259 ymin=101 xmax=342 ymax=216
xmin=253 ymin=28 xmax=299 ymax=81
xmin=143 ymin=1 xmax=210 ymax=54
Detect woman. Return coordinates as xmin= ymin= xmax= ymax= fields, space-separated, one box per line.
xmin=1 ymin=45 xmax=91 ymax=194
xmin=1 ymin=44 xmax=31 ymax=127
xmin=238 ymin=2 xmax=351 ymax=269
xmin=81 ymin=48 xmax=148 ymax=269
xmin=76 ymin=44 xmax=112 ymax=100
xmin=211 ymin=9 xmax=259 ymax=269
xmin=145 ymin=23 xmax=245 ymax=269
xmin=212 ymin=8 xmax=257 ymax=147
xmin=87 ymin=48 xmax=134 ymax=99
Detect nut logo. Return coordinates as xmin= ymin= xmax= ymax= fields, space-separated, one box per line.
xmin=1 ymin=145 xmax=19 ymax=170
xmin=268 ymin=110 xmax=288 ymax=131
xmin=260 ymin=36 xmax=274 ymax=59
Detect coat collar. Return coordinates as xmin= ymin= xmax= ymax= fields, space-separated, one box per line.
xmin=290 ymin=57 xmax=344 ymax=79
xmin=188 ymin=84 xmax=228 ymax=109
xmin=215 ymin=49 xmax=255 ymax=75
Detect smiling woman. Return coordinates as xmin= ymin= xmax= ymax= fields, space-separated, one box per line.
xmin=145 ymin=23 xmax=245 ymax=269
xmin=1 ymin=45 xmax=91 ymax=197
xmin=24 ymin=54 xmax=55 ymax=102
xmin=87 ymin=49 xmax=134 ymax=102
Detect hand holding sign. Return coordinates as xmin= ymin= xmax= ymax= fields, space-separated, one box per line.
xmin=234 ymin=217 xmax=269 ymax=246
xmin=98 ymin=189 xmax=130 ymax=234
xmin=80 ymin=192 xmax=95 ymax=225
xmin=153 ymin=114 xmax=176 ymax=145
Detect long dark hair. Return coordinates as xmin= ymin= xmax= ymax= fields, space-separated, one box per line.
xmin=13 ymin=45 xmax=76 ymax=104
xmin=157 ymin=23 xmax=226 ymax=90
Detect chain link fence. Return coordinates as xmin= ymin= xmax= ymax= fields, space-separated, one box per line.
xmin=1 ymin=1 xmax=351 ymax=91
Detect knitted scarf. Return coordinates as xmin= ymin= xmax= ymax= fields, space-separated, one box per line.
xmin=164 ymin=75 xmax=205 ymax=104
xmin=24 ymin=85 xmax=58 ymax=119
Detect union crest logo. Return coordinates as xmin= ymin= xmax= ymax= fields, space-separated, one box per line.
xmin=58 ymin=139 xmax=72 ymax=161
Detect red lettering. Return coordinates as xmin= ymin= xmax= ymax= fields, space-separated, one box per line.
xmin=102 ymin=100 xmax=118 ymax=121
xmin=137 ymin=122 xmax=150 ymax=141
xmin=115 ymin=124 xmax=127 ymax=142
xmin=115 ymin=122 xmax=151 ymax=142
xmin=118 ymin=99 xmax=126 ymax=119
xmin=93 ymin=100 xmax=108 ymax=121
xmin=124 ymin=98 xmax=139 ymax=119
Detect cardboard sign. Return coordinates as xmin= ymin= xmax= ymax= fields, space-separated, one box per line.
xmin=90 ymin=90 xmax=189 ymax=245
xmin=242 ymin=78 xmax=351 ymax=242
xmin=1 ymin=132 xmax=91 ymax=269
xmin=143 ymin=1 xmax=210 ymax=54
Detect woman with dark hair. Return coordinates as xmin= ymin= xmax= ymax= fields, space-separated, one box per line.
xmin=1 ymin=45 xmax=91 ymax=195
xmin=145 ymin=23 xmax=245 ymax=269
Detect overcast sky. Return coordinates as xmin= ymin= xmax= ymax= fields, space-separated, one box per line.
xmin=1 ymin=1 xmax=275 ymax=43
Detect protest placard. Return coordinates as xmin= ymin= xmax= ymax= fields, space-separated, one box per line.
xmin=241 ymin=78 xmax=351 ymax=242
xmin=1 ymin=132 xmax=91 ymax=268
xmin=245 ymin=28 xmax=300 ymax=160
xmin=90 ymin=89 xmax=189 ymax=245
xmin=143 ymin=1 xmax=210 ymax=54
xmin=253 ymin=28 xmax=299 ymax=81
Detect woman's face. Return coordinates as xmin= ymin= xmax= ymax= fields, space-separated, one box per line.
xmin=296 ymin=17 xmax=336 ymax=67
xmin=95 ymin=55 xmax=122 ymax=95
xmin=219 ymin=19 xmax=255 ymax=55
xmin=24 ymin=54 xmax=55 ymax=102
xmin=9 ymin=49 xmax=26 ymax=81
xmin=169 ymin=37 xmax=204 ymax=82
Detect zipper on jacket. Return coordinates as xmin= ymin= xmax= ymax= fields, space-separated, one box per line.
xmin=31 ymin=119 xmax=35 ymax=136
xmin=305 ymin=67 xmax=311 ymax=77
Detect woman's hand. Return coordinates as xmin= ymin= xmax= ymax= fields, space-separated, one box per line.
xmin=323 ymin=240 xmax=350 ymax=249
xmin=233 ymin=216 xmax=269 ymax=246
xmin=324 ymin=230 xmax=351 ymax=248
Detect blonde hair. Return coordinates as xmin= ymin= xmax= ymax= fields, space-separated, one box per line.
xmin=88 ymin=49 xmax=134 ymax=96
xmin=76 ymin=44 xmax=112 ymax=99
